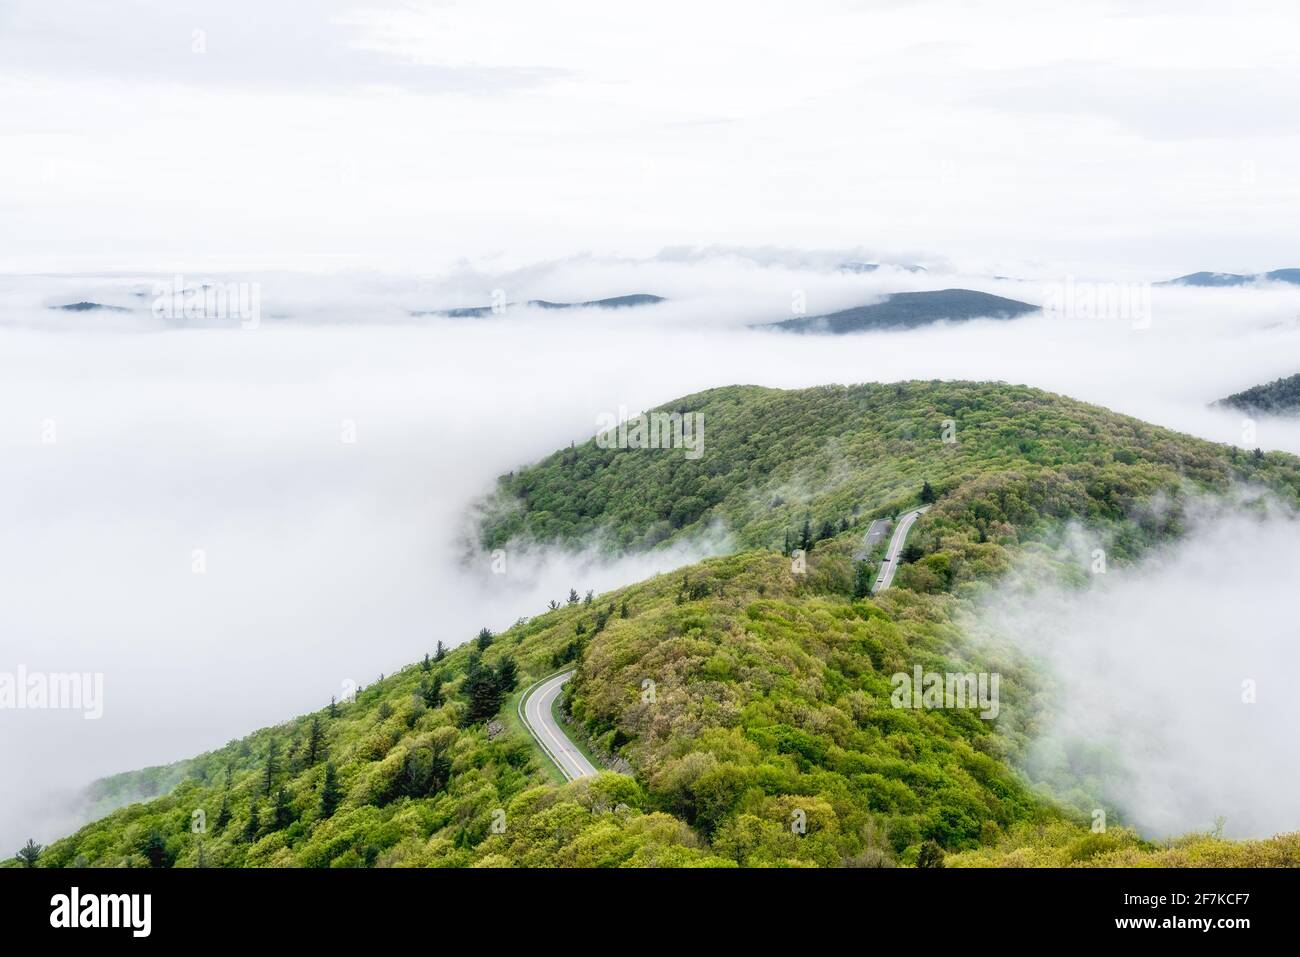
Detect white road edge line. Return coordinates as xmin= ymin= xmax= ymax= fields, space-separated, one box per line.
xmin=518 ymin=669 xmax=596 ymax=781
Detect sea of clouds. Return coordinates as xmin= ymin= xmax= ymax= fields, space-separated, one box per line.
xmin=3 ymin=253 xmax=1300 ymax=846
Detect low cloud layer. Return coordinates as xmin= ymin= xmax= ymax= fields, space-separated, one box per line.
xmin=978 ymin=496 xmax=1300 ymax=839
xmin=2 ymin=264 xmax=1300 ymax=848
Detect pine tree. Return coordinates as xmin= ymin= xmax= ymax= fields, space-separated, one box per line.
xmin=421 ymin=673 xmax=444 ymax=708
xmin=14 ymin=839 xmax=42 ymax=868
xmin=242 ymin=800 xmax=260 ymax=844
xmin=620 ymin=600 xmax=629 ymax=619
xmin=215 ymin=791 xmax=231 ymax=831
xmin=319 ymin=762 xmax=342 ymax=819
xmin=476 ymin=627 xmax=494 ymax=651
xmin=141 ymin=830 xmax=171 ymax=868
xmin=305 ymin=716 xmax=324 ymax=766
xmin=583 ymin=590 xmax=594 ymax=605
xmin=420 ymin=653 xmax=431 ymax=673
xmin=920 ymin=480 xmax=936 ymax=504
xmin=263 ymin=738 xmax=279 ymax=796
xmin=461 ymin=653 xmax=507 ymax=725
xmin=273 ymin=786 xmax=293 ymax=830
xmin=434 ymin=640 xmax=447 ymax=662
xmin=799 ymin=515 xmax=812 ymax=552
xmin=495 ymin=657 xmax=518 ymax=694
xmin=328 ymin=695 xmax=338 ymax=718
xmin=567 ymin=588 xmax=580 ymax=605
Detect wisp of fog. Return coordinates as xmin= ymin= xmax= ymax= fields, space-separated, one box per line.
xmin=3 ymin=258 xmax=1300 ymax=847
xmin=976 ymin=497 xmax=1300 ymax=839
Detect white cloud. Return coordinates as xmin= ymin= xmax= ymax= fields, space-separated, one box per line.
xmin=2 ymin=0 xmax=1299 ymax=272
xmin=978 ymin=497 xmax=1300 ymax=839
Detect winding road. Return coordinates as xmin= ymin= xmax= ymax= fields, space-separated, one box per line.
xmin=872 ymin=505 xmax=930 ymax=593
xmin=519 ymin=507 xmax=930 ymax=777
xmin=518 ymin=670 xmax=599 ymax=780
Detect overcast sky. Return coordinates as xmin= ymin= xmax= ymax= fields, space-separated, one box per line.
xmin=2 ymin=0 xmax=1299 ymax=275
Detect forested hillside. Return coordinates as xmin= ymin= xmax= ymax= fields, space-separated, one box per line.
xmin=482 ymin=381 xmax=1300 ymax=555
xmin=768 ymin=289 xmax=1039 ymax=334
xmin=1216 ymin=372 xmax=1300 ymax=416
xmin=20 ymin=382 xmax=1300 ymax=868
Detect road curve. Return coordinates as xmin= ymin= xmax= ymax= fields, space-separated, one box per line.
xmin=872 ymin=505 xmax=930 ymax=594
xmin=522 ymin=510 xmax=930 ymax=775
xmin=518 ymin=669 xmax=599 ymax=781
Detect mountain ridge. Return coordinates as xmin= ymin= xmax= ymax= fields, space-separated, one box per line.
xmin=24 ymin=381 xmax=1300 ymax=868
xmin=767 ymin=289 xmax=1039 ymax=334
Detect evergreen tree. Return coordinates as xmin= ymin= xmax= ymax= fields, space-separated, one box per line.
xmin=141 ymin=830 xmax=172 ymax=868
xmin=434 ymin=640 xmax=447 ymax=662
xmin=476 ymin=627 xmax=494 ymax=651
xmin=319 ymin=762 xmax=342 ymax=819
xmin=14 ymin=839 xmax=42 ymax=868
xmin=799 ymin=515 xmax=812 ymax=552
xmin=242 ymin=800 xmax=260 ymax=844
xmin=567 ymin=588 xmax=580 ymax=605
xmin=328 ymin=695 xmax=338 ymax=718
xmin=389 ymin=747 xmax=453 ymax=801
xmin=620 ymin=600 xmax=629 ymax=619
xmin=263 ymin=738 xmax=279 ymax=796
xmin=461 ymin=653 xmax=508 ymax=724
xmin=420 ymin=653 xmax=431 ymax=673
xmin=215 ymin=791 xmax=231 ymax=831
xmin=920 ymin=480 xmax=936 ymax=504
xmin=853 ymin=561 xmax=875 ymax=599
xmin=273 ymin=786 xmax=293 ymax=830
xmin=495 ymin=657 xmax=518 ymax=694
xmin=306 ymin=716 xmax=324 ymax=766
xmin=421 ymin=673 xmax=444 ymax=708
xmin=583 ymin=589 xmax=594 ymax=605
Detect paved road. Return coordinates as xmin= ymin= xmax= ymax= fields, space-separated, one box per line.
xmin=522 ymin=509 xmax=930 ymax=776
xmin=872 ymin=505 xmax=930 ymax=593
xmin=518 ymin=670 xmax=599 ymax=781
xmin=851 ymin=518 xmax=892 ymax=561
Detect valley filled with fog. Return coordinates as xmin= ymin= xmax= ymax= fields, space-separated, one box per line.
xmin=3 ymin=257 xmax=1300 ymax=846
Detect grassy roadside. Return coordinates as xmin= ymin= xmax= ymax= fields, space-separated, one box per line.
xmin=507 ymin=669 xmax=607 ymax=785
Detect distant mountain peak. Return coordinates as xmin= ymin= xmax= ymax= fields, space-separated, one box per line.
xmin=1159 ymin=269 xmax=1300 ymax=287
xmin=50 ymin=301 xmax=131 ymax=313
xmin=1215 ymin=372 xmax=1300 ymax=415
xmin=768 ymin=288 xmax=1038 ymax=334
